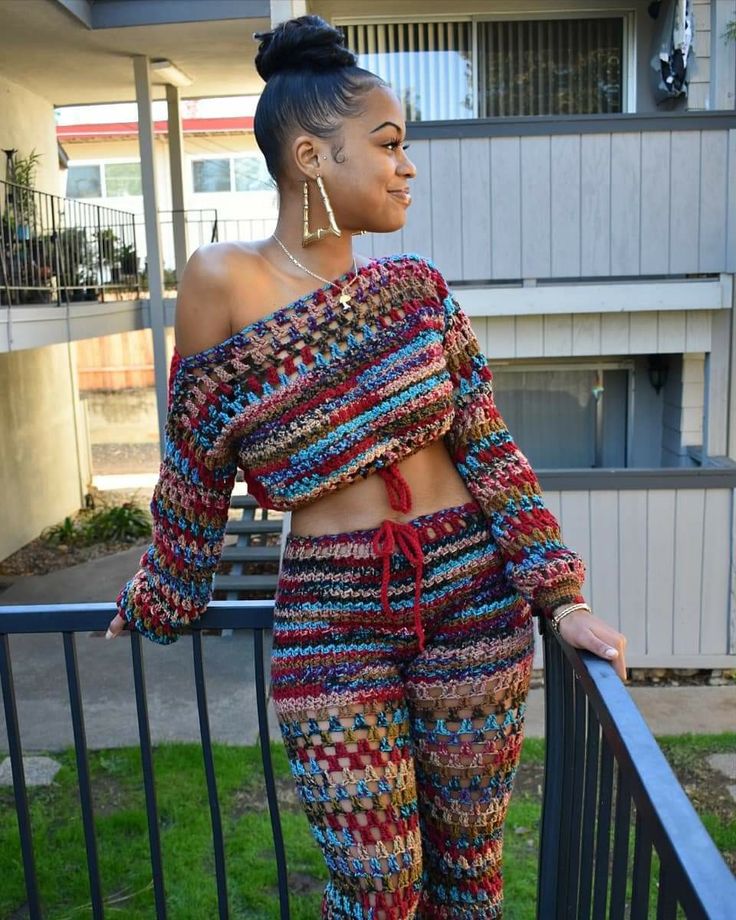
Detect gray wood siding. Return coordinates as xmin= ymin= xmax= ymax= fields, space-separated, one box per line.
xmin=532 ymin=485 xmax=736 ymax=668
xmin=469 ymin=311 xmax=712 ymax=359
xmin=366 ymin=127 xmax=736 ymax=279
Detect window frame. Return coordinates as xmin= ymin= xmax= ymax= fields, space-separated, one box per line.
xmin=67 ymin=159 xmax=144 ymax=200
xmin=491 ymin=358 xmax=636 ymax=468
xmin=189 ymin=153 xmax=274 ymax=195
xmin=335 ymin=5 xmax=637 ymax=118
xmin=190 ymin=155 xmax=233 ymax=194
xmin=101 ymin=159 xmax=143 ymax=198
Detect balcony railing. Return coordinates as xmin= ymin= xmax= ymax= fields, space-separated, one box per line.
xmin=537 ymin=616 xmax=736 ymax=918
xmin=0 ymin=180 xmax=140 ymax=306
xmin=135 ymin=210 xmax=278 ymax=278
xmin=360 ymin=111 xmax=736 ymax=283
xmin=2 ymin=602 xmax=734 ymax=919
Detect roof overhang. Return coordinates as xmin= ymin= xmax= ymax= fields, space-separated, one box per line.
xmin=0 ymin=0 xmax=270 ymax=105
xmin=57 ymin=115 xmax=255 ymax=141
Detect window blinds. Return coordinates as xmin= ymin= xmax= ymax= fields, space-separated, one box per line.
xmin=344 ymin=21 xmax=473 ymax=121
xmin=477 ymin=17 xmax=623 ymax=116
xmin=345 ymin=17 xmax=623 ymax=120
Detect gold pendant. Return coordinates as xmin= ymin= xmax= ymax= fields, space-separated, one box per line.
xmin=338 ymin=290 xmax=352 ymax=309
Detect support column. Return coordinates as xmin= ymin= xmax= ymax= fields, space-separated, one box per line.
xmin=166 ymin=83 xmax=189 ymax=284
xmin=134 ymin=54 xmax=168 ymax=453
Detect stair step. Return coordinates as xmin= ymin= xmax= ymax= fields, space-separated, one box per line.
xmin=230 ymin=494 xmax=259 ymax=509
xmin=221 ymin=545 xmax=281 ymax=562
xmin=226 ymin=519 xmax=284 ymax=534
xmin=213 ymin=574 xmax=279 ymax=592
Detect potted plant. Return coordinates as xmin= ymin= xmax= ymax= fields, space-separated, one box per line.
xmin=6 ymin=148 xmax=42 ymax=239
xmin=118 ymin=242 xmax=138 ymax=277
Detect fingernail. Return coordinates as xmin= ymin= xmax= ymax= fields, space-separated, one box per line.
xmin=105 ymin=628 xmax=115 ymax=640
xmin=605 ymin=648 xmax=618 ymax=658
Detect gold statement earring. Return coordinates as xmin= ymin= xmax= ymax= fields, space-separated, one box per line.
xmin=302 ymin=174 xmax=342 ymax=246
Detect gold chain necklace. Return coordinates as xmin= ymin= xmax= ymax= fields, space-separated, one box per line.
xmin=272 ymin=233 xmax=360 ymax=310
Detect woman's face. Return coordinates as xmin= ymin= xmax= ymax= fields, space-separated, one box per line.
xmin=294 ymin=83 xmax=417 ymax=235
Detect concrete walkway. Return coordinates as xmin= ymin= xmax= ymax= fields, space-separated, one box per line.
xmin=1 ymin=546 xmax=734 ymax=752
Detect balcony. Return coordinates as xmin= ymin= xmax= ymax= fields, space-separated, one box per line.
xmin=1 ymin=602 xmax=734 ymax=918
xmin=0 ymin=180 xmax=141 ymax=351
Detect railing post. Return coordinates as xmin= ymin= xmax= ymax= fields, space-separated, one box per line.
xmin=62 ymin=632 xmax=104 ymax=918
xmin=50 ymin=194 xmax=63 ymax=307
xmin=192 ymin=631 xmax=230 ymax=918
xmin=253 ymin=628 xmax=290 ymax=919
xmin=0 ymin=633 xmax=43 ymax=918
xmin=537 ymin=615 xmax=562 ymax=918
xmin=129 ymin=632 xmax=168 ymax=919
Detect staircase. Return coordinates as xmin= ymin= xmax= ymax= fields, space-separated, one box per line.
xmin=213 ymin=492 xmax=284 ymax=605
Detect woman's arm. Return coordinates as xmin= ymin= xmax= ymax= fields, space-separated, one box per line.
xmin=438 ymin=285 xmax=586 ymax=616
xmin=433 ymin=268 xmax=628 ymax=676
xmin=106 ymin=247 xmax=238 ymax=643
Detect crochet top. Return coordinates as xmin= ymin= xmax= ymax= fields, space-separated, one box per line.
xmin=116 ymin=253 xmax=586 ymax=644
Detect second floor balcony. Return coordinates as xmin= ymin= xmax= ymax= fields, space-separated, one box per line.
xmin=0 ymin=179 xmax=140 ymax=308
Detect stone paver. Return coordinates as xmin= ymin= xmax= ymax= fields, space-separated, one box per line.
xmin=0 ymin=755 xmax=61 ymax=786
xmin=707 ymin=752 xmax=736 ymax=780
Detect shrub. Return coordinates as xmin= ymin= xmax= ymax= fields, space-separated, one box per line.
xmin=41 ymin=502 xmax=151 ymax=547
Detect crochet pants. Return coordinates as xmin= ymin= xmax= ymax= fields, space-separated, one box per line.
xmin=270 ymin=497 xmax=535 ymax=919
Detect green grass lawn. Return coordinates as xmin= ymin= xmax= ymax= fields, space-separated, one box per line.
xmin=0 ymin=734 xmax=733 ymax=919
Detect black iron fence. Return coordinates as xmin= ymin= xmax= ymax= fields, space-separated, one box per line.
xmin=0 ymin=179 xmax=139 ymax=306
xmin=1 ymin=602 xmax=734 ymax=919
xmin=537 ymin=616 xmax=736 ymax=919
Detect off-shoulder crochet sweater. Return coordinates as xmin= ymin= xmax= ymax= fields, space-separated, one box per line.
xmin=117 ymin=253 xmax=586 ymax=643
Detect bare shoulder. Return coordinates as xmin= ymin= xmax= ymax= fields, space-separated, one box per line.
xmin=174 ymin=242 xmax=264 ymax=359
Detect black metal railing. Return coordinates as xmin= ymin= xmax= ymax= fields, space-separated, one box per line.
xmin=2 ymin=603 xmax=734 ymax=919
xmin=0 ymin=179 xmax=139 ymax=306
xmin=0 ymin=601 xmax=287 ymax=920
xmin=537 ymin=616 xmax=736 ymax=919
xmin=134 ymin=210 xmax=280 ymax=278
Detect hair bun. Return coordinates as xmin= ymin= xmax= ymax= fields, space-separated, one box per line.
xmin=254 ymin=15 xmax=356 ymax=82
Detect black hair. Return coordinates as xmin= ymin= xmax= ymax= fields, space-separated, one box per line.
xmin=253 ymin=15 xmax=384 ymax=182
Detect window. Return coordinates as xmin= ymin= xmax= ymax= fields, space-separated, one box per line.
xmin=344 ymin=21 xmax=473 ymax=120
xmin=192 ymin=155 xmax=273 ymax=193
xmin=492 ymin=366 xmax=629 ymax=468
xmin=66 ymin=162 xmax=142 ymax=198
xmin=66 ymin=165 xmax=101 ymax=198
xmin=192 ymin=158 xmax=231 ymax=193
xmin=104 ymin=162 xmax=142 ymax=197
xmin=343 ymin=14 xmax=626 ymax=120
xmin=478 ymin=18 xmax=623 ymax=116
xmin=234 ymin=156 xmax=273 ymax=191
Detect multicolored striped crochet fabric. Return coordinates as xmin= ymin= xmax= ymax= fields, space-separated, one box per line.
xmin=270 ymin=499 xmax=536 ymax=918
xmin=116 ymin=253 xmax=586 ymax=644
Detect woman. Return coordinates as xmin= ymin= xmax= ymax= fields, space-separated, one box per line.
xmin=108 ymin=15 xmax=627 ymax=919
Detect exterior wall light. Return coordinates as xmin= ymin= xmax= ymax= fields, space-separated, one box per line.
xmin=647 ymin=355 xmax=669 ymax=394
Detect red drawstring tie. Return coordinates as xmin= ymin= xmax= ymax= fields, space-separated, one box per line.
xmin=371 ymin=464 xmax=426 ymax=651
xmin=377 ymin=465 xmax=413 ymax=514
xmin=371 ymin=520 xmax=426 ymax=651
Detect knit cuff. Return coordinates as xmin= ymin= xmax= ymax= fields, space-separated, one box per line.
xmin=533 ymin=582 xmax=587 ymax=620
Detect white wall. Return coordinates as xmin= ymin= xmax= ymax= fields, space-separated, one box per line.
xmin=0 ymin=343 xmax=90 ymax=560
xmin=0 ymin=75 xmax=92 ymax=559
xmin=0 ymin=72 xmax=59 ymax=192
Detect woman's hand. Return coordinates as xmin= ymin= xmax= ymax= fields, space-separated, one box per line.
xmin=105 ymin=613 xmax=126 ymax=640
xmin=554 ymin=608 xmax=628 ymax=681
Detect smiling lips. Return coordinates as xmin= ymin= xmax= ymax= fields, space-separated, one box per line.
xmin=389 ymin=188 xmax=412 ymax=205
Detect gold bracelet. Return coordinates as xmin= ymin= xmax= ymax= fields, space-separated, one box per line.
xmin=551 ymin=602 xmax=592 ymax=631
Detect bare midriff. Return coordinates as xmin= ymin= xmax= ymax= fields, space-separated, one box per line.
xmin=289 ymin=438 xmax=475 ymax=537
